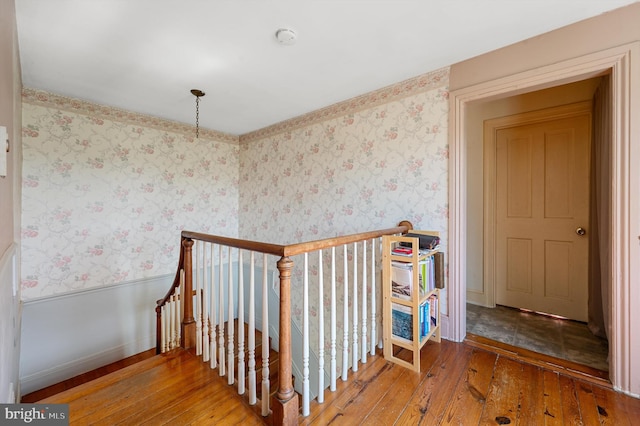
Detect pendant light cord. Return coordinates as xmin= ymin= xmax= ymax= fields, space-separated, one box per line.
xmin=190 ymin=89 xmax=205 ymax=138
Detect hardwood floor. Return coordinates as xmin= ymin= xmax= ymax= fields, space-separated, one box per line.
xmin=37 ymin=349 xmax=265 ymax=425
xmin=21 ymin=348 xmax=157 ymax=403
xmin=33 ymin=340 xmax=640 ymax=425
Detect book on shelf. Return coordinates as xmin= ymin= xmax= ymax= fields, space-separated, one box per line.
xmin=391 ymin=246 xmax=413 ymax=257
xmin=420 ymin=299 xmax=430 ymax=338
xmin=391 ymin=255 xmax=437 ymax=299
xmin=419 ymin=257 xmax=437 ymax=293
xmin=428 ymin=293 xmax=438 ymax=328
xmin=392 ymin=300 xmax=433 ymax=342
xmin=427 ymin=256 xmax=436 ymax=292
xmin=398 ymin=233 xmax=440 ymax=250
xmin=434 ymin=251 xmax=445 ymax=289
xmin=391 ymin=246 xmax=438 ymax=258
xmin=391 ymin=261 xmax=413 ymax=299
xmin=391 ymin=303 xmax=413 ymax=341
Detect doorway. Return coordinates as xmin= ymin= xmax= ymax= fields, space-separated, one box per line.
xmin=464 ymin=79 xmax=609 ymax=371
xmin=448 ymin=42 xmax=639 ymax=396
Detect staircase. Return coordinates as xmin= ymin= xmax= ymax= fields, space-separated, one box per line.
xmin=231 ymin=319 xmax=291 ymax=410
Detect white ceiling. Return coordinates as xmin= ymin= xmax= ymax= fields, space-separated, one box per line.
xmin=15 ymin=0 xmax=638 ymax=136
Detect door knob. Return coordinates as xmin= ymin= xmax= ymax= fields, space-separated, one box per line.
xmin=576 ymin=227 xmax=586 ymax=236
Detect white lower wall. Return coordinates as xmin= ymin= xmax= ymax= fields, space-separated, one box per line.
xmin=19 ymin=274 xmax=171 ymax=395
xmin=0 ymin=244 xmax=20 ymax=403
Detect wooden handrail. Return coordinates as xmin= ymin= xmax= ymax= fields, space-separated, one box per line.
xmin=281 ymin=223 xmax=412 ymax=257
xmin=157 ymin=235 xmax=187 ymax=307
xmin=181 ymin=221 xmax=412 ymax=258
xmin=181 ymin=230 xmax=287 ymax=256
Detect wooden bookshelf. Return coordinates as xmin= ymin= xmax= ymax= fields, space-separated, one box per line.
xmin=382 ymin=231 xmax=442 ymax=372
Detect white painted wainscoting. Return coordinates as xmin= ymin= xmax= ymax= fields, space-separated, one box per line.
xmin=19 ymin=275 xmax=171 ymax=396
xmin=0 ymin=244 xmax=20 ymax=403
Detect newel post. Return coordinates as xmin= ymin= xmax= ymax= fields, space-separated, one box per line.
xmin=272 ymin=256 xmax=299 ymax=425
xmin=155 ymin=304 xmax=162 ymax=354
xmin=181 ymin=238 xmax=196 ymax=349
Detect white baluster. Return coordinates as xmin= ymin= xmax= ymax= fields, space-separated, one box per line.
xmin=169 ymin=293 xmax=175 ymax=350
xmin=218 ymin=245 xmax=226 ymax=376
xmin=261 ymin=253 xmax=270 ymax=416
xmin=317 ymin=250 xmax=325 ymax=403
xmin=371 ymin=238 xmax=377 ymax=355
xmin=330 ymin=246 xmax=337 ymax=391
xmin=210 ymin=244 xmax=217 ymax=369
xmin=161 ymin=304 xmax=167 ymax=353
xmin=248 ymin=251 xmax=257 ymax=405
xmin=342 ymin=244 xmax=349 ymax=381
xmin=195 ymin=241 xmax=202 ymax=356
xmin=165 ymin=302 xmax=170 ymax=351
xmin=228 ymin=247 xmax=235 ymax=386
xmin=202 ymin=242 xmax=210 ymax=362
xmin=352 ymin=242 xmax=359 ymax=372
xmin=302 ymin=253 xmax=310 ymax=416
xmin=238 ymin=249 xmax=245 ymax=395
xmin=361 ymin=239 xmax=368 ymax=363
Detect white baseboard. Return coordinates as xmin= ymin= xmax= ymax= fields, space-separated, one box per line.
xmin=19 ymin=337 xmax=154 ymax=396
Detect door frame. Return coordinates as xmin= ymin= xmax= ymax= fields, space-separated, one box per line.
xmin=448 ymin=43 xmax=640 ymax=396
xmin=483 ymin=101 xmax=593 ymax=312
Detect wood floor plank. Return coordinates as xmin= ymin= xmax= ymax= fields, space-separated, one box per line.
xmin=66 ymin=354 xmax=207 ymax=423
xmin=558 ymin=374 xmax=583 ymax=425
xmin=188 ymin=406 xmax=264 ymax=426
xmin=477 ymin=356 xmax=522 ymax=425
xmin=439 ymin=348 xmax=498 ymax=425
xmin=302 ymin=349 xmax=389 ymax=424
xmin=394 ymin=340 xmax=472 ymax=425
xmin=313 ymin=356 xmax=405 ymax=424
xmin=541 ymin=370 xmax=564 ymax=426
xmin=591 ymin=384 xmax=634 ymax=426
xmin=361 ymin=341 xmax=444 ymax=425
xmin=305 ymin=354 xmax=392 ymax=425
xmin=22 ymin=348 xmax=157 ymax=403
xmin=127 ymin=376 xmax=230 ymax=426
xmin=38 ymin=349 xmax=188 ymax=404
xmin=151 ymin=382 xmax=262 ymax=426
xmin=88 ymin=359 xmax=227 ymax=425
xmin=516 ymin=362 xmax=546 ymax=425
xmin=575 ymin=381 xmax=602 ymax=425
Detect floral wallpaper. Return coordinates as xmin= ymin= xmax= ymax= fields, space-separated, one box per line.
xmin=20 ymin=65 xmax=450 ymax=367
xmin=238 ymin=70 xmax=449 ymax=244
xmin=21 ymin=91 xmax=239 ymax=300
xmin=237 ymin=68 xmax=450 ymax=366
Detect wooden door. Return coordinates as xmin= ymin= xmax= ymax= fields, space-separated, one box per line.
xmin=495 ymin=113 xmax=590 ymax=321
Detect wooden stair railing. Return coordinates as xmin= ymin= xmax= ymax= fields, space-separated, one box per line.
xmin=156 ymin=221 xmax=413 ymax=425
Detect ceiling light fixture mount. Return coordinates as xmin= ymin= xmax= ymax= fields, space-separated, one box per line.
xmin=275 ymin=28 xmax=297 ymax=45
xmin=190 ymin=89 xmax=205 ymax=138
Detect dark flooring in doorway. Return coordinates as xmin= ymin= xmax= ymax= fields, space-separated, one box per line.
xmin=466 ymin=303 xmax=609 ymax=371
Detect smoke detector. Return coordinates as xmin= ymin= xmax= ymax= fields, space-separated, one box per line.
xmin=275 ymin=28 xmax=297 ymax=45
